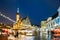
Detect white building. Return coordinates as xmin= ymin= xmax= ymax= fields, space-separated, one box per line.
xmin=46 ymin=7 xmax=60 ymax=30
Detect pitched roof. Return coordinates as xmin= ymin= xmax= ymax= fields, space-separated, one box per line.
xmin=52 ymin=12 xmax=58 ymax=19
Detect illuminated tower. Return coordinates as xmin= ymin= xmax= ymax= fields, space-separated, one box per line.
xmin=16 ymin=8 xmax=20 ymax=22
xmin=13 ymin=8 xmax=23 ymax=29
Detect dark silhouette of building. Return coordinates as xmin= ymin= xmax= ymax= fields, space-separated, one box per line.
xmin=52 ymin=12 xmax=58 ymax=19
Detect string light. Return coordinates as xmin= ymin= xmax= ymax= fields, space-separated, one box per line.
xmin=0 ymin=12 xmax=15 ymax=22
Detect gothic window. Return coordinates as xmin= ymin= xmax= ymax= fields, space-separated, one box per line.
xmin=49 ymin=24 xmax=50 ymax=27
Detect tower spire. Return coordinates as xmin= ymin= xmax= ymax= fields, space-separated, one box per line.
xmin=16 ymin=8 xmax=20 ymax=22
xmin=17 ymin=8 xmax=19 ymax=13
xmin=58 ymin=6 xmax=60 ymax=16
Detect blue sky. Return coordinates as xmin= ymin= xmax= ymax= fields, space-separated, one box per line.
xmin=0 ymin=0 xmax=60 ymax=25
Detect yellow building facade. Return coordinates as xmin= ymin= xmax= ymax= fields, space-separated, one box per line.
xmin=41 ymin=20 xmax=47 ymax=28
